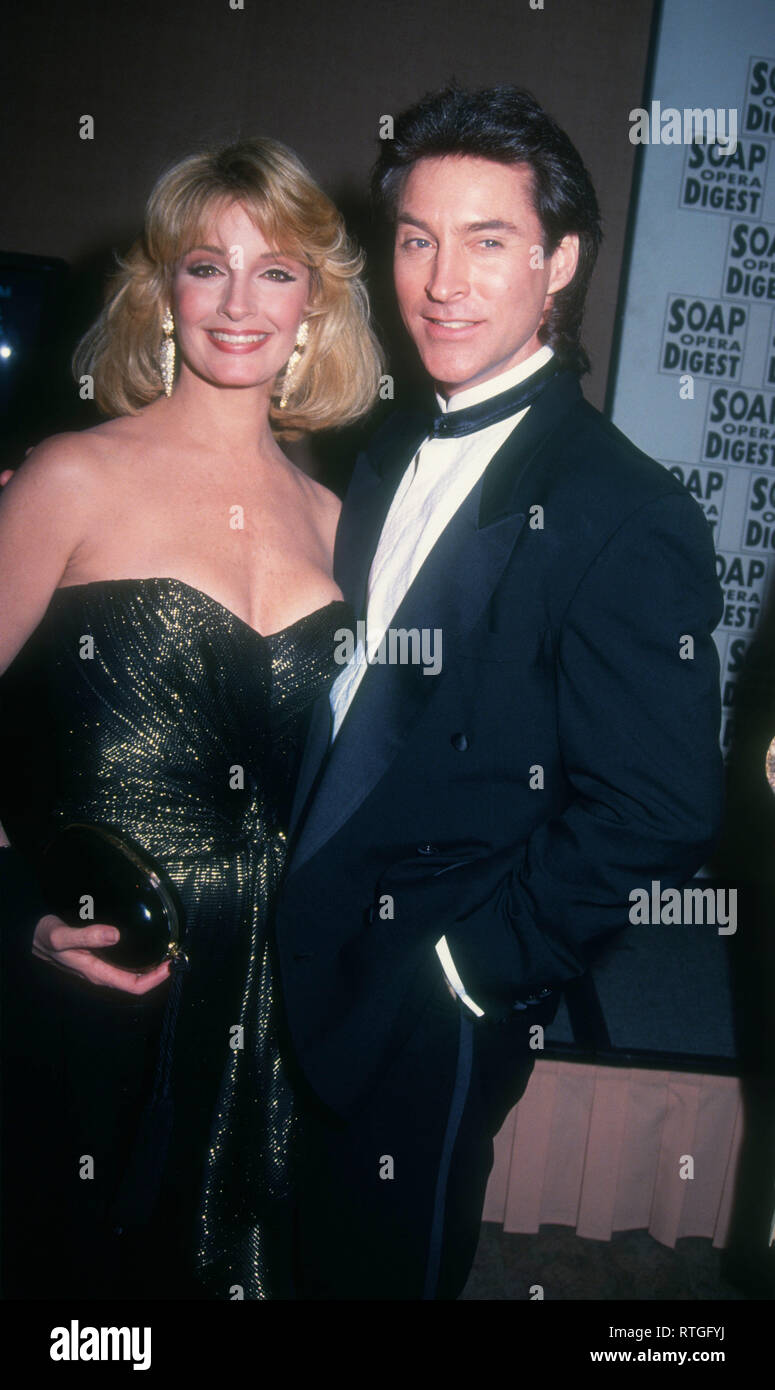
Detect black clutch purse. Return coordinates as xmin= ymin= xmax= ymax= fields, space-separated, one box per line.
xmin=39 ymin=823 xmax=184 ymax=972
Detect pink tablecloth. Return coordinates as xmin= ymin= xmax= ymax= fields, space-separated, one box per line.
xmin=483 ymin=1061 xmax=743 ymax=1247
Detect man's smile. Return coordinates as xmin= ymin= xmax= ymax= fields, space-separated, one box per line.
xmin=422 ymin=316 xmax=483 ymax=337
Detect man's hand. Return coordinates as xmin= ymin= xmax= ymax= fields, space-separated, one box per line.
xmin=32 ymin=913 xmax=172 ymax=994
xmin=0 ymin=447 xmax=29 ymax=487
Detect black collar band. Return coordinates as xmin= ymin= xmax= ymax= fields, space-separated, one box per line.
xmin=431 ymin=356 xmax=560 ymax=440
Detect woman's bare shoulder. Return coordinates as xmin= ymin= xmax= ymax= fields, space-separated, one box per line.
xmin=5 ymin=431 xmax=100 ymax=500
xmin=11 ymin=420 xmax=137 ymax=497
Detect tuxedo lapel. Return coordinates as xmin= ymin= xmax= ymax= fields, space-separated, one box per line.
xmin=287 ymin=410 xmax=428 ymax=843
xmin=286 ymin=370 xmax=582 ymax=874
xmin=287 ymin=692 xmax=333 ymax=845
xmin=335 ymin=410 xmax=430 ymax=615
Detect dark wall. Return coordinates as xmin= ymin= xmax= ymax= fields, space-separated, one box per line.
xmin=2 ymin=0 xmax=656 ymax=457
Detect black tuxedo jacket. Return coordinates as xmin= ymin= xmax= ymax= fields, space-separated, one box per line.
xmin=274 ymin=369 xmax=724 ymax=1117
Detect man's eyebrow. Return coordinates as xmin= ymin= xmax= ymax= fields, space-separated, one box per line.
xmin=395 ymin=216 xmax=521 ymax=235
xmin=464 ymin=219 xmax=520 ymax=235
xmin=396 ymin=214 xmax=434 ymax=235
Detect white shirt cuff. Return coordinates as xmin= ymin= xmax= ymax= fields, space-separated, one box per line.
xmin=435 ymin=935 xmax=485 ymax=1017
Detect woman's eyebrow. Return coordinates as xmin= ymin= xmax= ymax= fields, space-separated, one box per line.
xmin=184 ymin=245 xmax=300 ymax=261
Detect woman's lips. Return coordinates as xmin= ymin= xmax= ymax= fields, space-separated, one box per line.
xmin=206 ymin=329 xmax=270 ymax=353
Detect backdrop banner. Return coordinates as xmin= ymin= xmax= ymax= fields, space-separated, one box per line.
xmin=609 ymin=0 xmax=775 ymax=758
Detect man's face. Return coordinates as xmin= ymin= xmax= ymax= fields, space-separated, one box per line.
xmin=393 ymin=155 xmax=579 ymax=397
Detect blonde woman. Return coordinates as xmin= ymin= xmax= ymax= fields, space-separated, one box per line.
xmin=0 ymin=138 xmax=381 ymax=1299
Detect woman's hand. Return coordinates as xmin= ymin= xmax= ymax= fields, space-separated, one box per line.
xmin=32 ymin=913 xmax=172 ymax=993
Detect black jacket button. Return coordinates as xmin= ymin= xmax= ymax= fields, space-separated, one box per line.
xmin=451 ymin=732 xmax=469 ymax=751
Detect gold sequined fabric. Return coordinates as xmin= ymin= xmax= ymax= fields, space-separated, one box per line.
xmin=0 ymin=578 xmax=351 ymax=1299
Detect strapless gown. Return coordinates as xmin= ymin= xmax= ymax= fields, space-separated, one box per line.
xmin=0 ymin=578 xmax=351 ymax=1299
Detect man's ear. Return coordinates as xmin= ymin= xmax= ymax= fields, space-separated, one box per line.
xmin=547 ymin=233 xmax=580 ymax=296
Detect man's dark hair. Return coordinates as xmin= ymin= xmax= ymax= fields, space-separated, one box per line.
xmin=372 ymin=85 xmax=602 ymax=375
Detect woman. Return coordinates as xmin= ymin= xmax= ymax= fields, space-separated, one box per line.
xmin=0 ymin=137 xmax=382 ymax=1299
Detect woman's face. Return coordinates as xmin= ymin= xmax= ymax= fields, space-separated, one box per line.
xmin=171 ymin=201 xmax=311 ymax=394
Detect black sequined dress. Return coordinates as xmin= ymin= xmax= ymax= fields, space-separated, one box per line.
xmin=0 ymin=578 xmax=350 ymax=1299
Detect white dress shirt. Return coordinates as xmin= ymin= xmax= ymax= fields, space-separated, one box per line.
xmin=329 ymin=344 xmax=554 ymax=1016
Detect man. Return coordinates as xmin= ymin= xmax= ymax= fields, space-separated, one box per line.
xmin=275 ymin=85 xmax=724 ymax=1299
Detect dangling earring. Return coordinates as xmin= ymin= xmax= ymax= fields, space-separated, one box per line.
xmin=160 ymin=306 xmax=175 ymax=398
xmin=279 ymin=320 xmax=309 ymax=409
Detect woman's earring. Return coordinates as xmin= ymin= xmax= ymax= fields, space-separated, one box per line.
xmin=279 ymin=320 xmax=309 ymax=409
xmin=160 ymin=307 xmax=175 ymax=398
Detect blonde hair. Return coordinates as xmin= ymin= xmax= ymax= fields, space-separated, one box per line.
xmin=73 ymin=137 xmax=384 ymax=437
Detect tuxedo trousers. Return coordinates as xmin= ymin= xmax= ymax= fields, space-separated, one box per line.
xmin=292 ymin=968 xmax=549 ymax=1300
